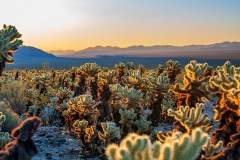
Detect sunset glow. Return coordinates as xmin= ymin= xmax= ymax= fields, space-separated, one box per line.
xmin=1 ymin=0 xmax=240 ymax=51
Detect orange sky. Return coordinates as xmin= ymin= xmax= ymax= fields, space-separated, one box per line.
xmin=1 ymin=0 xmax=240 ymax=51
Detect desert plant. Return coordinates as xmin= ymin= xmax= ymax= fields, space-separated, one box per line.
xmin=0 ymin=104 xmax=21 ymax=133
xmin=168 ymin=103 xmax=213 ymax=134
xmin=0 ymin=81 xmax=27 ymax=115
xmin=106 ymin=128 xmax=209 ymax=160
xmin=0 ymin=24 xmax=23 ymax=76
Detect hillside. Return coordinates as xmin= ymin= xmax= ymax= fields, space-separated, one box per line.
xmin=53 ymin=41 xmax=240 ymax=59
xmin=14 ymin=46 xmax=56 ymax=60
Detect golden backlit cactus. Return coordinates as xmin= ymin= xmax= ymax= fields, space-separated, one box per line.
xmin=206 ymin=61 xmax=240 ymax=94
xmin=121 ymin=69 xmax=146 ymax=89
xmin=73 ymin=119 xmax=88 ymax=139
xmin=168 ymin=103 xmax=213 ymax=134
xmin=148 ymin=73 xmax=171 ymax=92
xmin=70 ymin=94 xmax=97 ymax=116
xmin=56 ymin=87 xmax=72 ymax=104
xmin=84 ymin=125 xmax=96 ymax=143
xmin=105 ymin=128 xmax=208 ymax=160
xmin=115 ymin=62 xmax=127 ymax=83
xmin=79 ymin=63 xmax=101 ymax=77
xmin=172 ymin=60 xmax=210 ymax=107
xmin=0 ymin=24 xmax=23 ymax=75
xmin=202 ymin=137 xmax=223 ymax=157
xmin=98 ymin=121 xmax=120 ymax=147
xmin=165 ymin=60 xmax=181 ymax=83
xmin=98 ymin=70 xmax=117 ymax=84
xmin=121 ymin=86 xmax=143 ymax=110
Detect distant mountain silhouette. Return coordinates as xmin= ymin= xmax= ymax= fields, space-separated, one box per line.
xmin=54 ymin=41 xmax=240 ymax=59
xmin=14 ymin=46 xmax=56 ymax=60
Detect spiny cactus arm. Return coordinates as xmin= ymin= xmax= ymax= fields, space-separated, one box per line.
xmin=170 ymin=128 xmax=208 ymax=160
xmin=73 ymin=119 xmax=88 ymax=138
xmin=168 ymin=103 xmax=212 ymax=134
xmin=98 ymin=121 xmax=120 ymax=147
xmin=105 ymin=143 xmax=119 ymax=160
xmin=221 ymin=61 xmax=235 ymax=75
xmin=202 ymin=137 xmax=223 ymax=157
xmin=156 ymin=131 xmax=168 ymax=143
xmin=84 ymin=125 xmax=96 ymax=143
xmin=105 ymin=128 xmax=208 ymax=160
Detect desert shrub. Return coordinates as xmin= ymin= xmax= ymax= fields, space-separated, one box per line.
xmin=0 ymin=81 xmax=27 ymax=115
xmin=0 ymin=103 xmax=21 ymax=133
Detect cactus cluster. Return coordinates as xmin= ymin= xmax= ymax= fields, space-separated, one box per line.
xmin=1 ymin=59 xmax=240 ymax=159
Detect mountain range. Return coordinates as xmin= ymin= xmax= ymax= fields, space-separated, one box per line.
xmin=49 ymin=41 xmax=240 ymax=59
xmin=6 ymin=42 xmax=240 ymax=69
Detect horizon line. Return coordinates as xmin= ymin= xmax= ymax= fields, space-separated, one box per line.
xmin=41 ymin=41 xmax=239 ymax=52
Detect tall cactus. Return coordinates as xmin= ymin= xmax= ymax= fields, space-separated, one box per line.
xmin=0 ymin=24 xmax=23 ymax=76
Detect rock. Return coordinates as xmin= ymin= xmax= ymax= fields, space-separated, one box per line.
xmin=32 ymin=126 xmax=86 ymax=160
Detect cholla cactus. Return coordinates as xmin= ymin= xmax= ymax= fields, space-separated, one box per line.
xmin=79 ymin=63 xmax=101 ymax=77
xmin=133 ymin=116 xmax=153 ymax=134
xmin=115 ymin=62 xmax=126 ymax=83
xmin=156 ymin=64 xmax=164 ymax=75
xmin=147 ymin=74 xmax=171 ymax=126
xmin=148 ymin=73 xmax=171 ymax=92
xmin=121 ymin=86 xmax=143 ymax=110
xmin=98 ymin=70 xmax=117 ymax=84
xmin=63 ymin=94 xmax=98 ymax=132
xmin=138 ymin=64 xmax=145 ymax=76
xmin=206 ymin=62 xmax=239 ymax=94
xmin=27 ymin=105 xmax=39 ymax=117
xmin=165 ymin=60 xmax=181 ymax=83
xmin=172 ymin=60 xmax=210 ymax=107
xmin=98 ymin=121 xmax=120 ymax=147
xmin=0 ymin=132 xmax=11 ymax=149
xmin=119 ymin=109 xmax=137 ymax=135
xmin=73 ymin=119 xmax=88 ymax=139
xmin=105 ymin=128 xmax=208 ymax=160
xmin=161 ymin=98 xmax=176 ymax=116
xmin=85 ymin=125 xmax=96 ymax=143
xmin=109 ymin=84 xmax=123 ymax=113
xmin=0 ymin=24 xmax=23 ymax=75
xmin=70 ymin=94 xmax=97 ymax=116
xmin=127 ymin=62 xmax=135 ymax=70
xmin=202 ymin=137 xmax=223 ymax=157
xmin=56 ymin=87 xmax=72 ymax=104
xmin=121 ymin=70 xmax=146 ymax=89
xmin=168 ymin=103 xmax=213 ymax=134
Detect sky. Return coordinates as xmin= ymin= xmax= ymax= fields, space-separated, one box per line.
xmin=1 ymin=0 xmax=240 ymax=51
